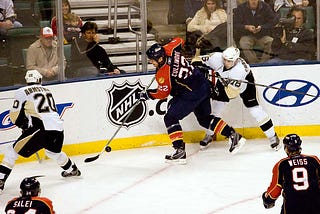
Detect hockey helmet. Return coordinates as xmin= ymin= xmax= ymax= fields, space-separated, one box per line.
xmin=222 ymin=46 xmax=240 ymax=62
xmin=146 ymin=43 xmax=165 ymax=61
xmin=283 ymin=134 xmax=302 ymax=153
xmin=20 ymin=176 xmax=42 ymax=197
xmin=25 ymin=70 xmax=43 ymax=84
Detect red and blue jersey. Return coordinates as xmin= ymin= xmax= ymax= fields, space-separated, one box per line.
xmin=148 ymin=37 xmax=204 ymax=99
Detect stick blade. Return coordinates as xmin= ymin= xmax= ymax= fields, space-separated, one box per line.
xmin=84 ymin=154 xmax=100 ymax=163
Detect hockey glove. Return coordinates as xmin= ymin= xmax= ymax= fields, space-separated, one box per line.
xmin=138 ymin=91 xmax=150 ymax=101
xmin=262 ymin=191 xmax=275 ymax=209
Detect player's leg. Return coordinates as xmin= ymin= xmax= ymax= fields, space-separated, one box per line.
xmin=199 ymin=100 xmax=227 ymax=150
xmin=0 ymin=128 xmax=42 ymax=193
xmin=0 ymin=145 xmax=18 ymax=193
xmin=45 ymin=131 xmax=81 ymax=177
xmin=240 ymin=74 xmax=280 ymax=150
xmin=195 ymin=96 xmax=246 ymax=154
xmin=163 ymin=97 xmax=191 ymax=164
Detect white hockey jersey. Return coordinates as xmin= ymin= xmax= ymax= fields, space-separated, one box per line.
xmin=202 ymin=52 xmax=251 ymax=95
xmin=9 ymin=84 xmax=63 ymax=131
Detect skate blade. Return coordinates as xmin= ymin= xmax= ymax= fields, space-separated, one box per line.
xmin=230 ymin=138 xmax=246 ymax=155
xmin=200 ymin=143 xmax=211 ymax=151
xmin=165 ymin=158 xmax=187 ymax=165
xmin=271 ymin=142 xmax=282 ymax=151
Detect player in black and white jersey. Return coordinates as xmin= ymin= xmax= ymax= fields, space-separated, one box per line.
xmin=262 ymin=134 xmax=320 ymax=213
xmin=0 ymin=70 xmax=81 ymax=194
xmin=194 ymin=47 xmax=280 ymax=151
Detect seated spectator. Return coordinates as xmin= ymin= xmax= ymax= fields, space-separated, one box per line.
xmin=70 ymin=21 xmax=124 ymax=78
xmin=267 ymin=6 xmax=315 ymax=63
xmin=51 ymin=0 xmax=82 ymax=44
xmin=233 ymin=0 xmax=277 ymax=63
xmin=186 ymin=0 xmax=227 ymax=55
xmin=26 ymin=27 xmax=65 ymax=81
xmin=0 ymin=0 xmax=23 ymax=36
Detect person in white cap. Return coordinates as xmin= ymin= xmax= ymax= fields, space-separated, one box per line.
xmin=0 ymin=69 xmax=81 ymax=194
xmin=26 ymin=27 xmax=66 ymax=81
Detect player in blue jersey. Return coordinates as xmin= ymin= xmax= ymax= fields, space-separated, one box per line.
xmin=5 ymin=176 xmax=55 ymax=213
xmin=262 ymin=134 xmax=320 ymax=213
xmin=139 ymin=37 xmax=246 ymax=164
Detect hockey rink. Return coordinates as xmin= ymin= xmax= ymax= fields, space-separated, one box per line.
xmin=1 ymin=136 xmax=320 ymax=213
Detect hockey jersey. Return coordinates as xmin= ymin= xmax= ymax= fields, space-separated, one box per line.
xmin=9 ymin=84 xmax=63 ymax=131
xmin=5 ymin=196 xmax=55 ymax=214
xmin=265 ymin=154 xmax=320 ymax=213
xmin=148 ymin=37 xmax=205 ymax=99
xmin=203 ymin=52 xmax=251 ymax=95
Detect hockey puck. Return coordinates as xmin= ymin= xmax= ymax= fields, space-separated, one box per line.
xmin=105 ymin=146 xmax=112 ymax=152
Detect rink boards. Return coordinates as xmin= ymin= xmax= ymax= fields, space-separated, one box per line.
xmin=0 ymin=63 xmax=320 ymax=162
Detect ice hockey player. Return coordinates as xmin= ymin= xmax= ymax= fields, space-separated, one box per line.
xmin=262 ymin=134 xmax=320 ymax=213
xmin=194 ymin=46 xmax=280 ymax=151
xmin=5 ymin=176 xmax=55 ymax=213
xmin=0 ymin=70 xmax=81 ymax=194
xmin=139 ymin=38 xmax=246 ymax=164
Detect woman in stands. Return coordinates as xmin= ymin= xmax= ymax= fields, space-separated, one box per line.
xmin=186 ymin=0 xmax=227 ymax=54
xmin=51 ymin=0 xmax=82 ymax=44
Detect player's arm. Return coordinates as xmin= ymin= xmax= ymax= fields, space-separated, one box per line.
xmin=9 ymin=90 xmax=29 ymax=130
xmin=148 ymin=66 xmax=171 ymax=100
xmin=262 ymin=162 xmax=283 ymax=209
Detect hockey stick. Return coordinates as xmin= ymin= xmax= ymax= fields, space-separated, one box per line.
xmin=84 ymin=76 xmax=156 ymax=163
xmin=211 ymin=74 xmax=320 ymax=98
xmin=0 ymin=97 xmax=14 ymax=101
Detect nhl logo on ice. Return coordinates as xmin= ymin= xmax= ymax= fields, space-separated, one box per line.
xmin=106 ymin=80 xmax=147 ymax=128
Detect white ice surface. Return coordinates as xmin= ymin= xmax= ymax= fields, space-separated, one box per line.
xmin=1 ymin=137 xmax=320 ymax=214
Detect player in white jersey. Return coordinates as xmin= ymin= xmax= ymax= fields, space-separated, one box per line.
xmin=195 ymin=47 xmax=280 ymax=151
xmin=0 ymin=70 xmax=81 ymax=194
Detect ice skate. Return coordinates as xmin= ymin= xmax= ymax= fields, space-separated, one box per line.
xmin=269 ymin=134 xmax=281 ymax=151
xmin=165 ymin=148 xmax=186 ymax=164
xmin=200 ymin=134 xmax=214 ymax=150
xmin=228 ymin=132 xmax=246 ymax=154
xmin=61 ymin=165 xmax=81 ymax=177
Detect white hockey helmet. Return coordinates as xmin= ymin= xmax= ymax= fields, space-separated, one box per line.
xmin=25 ymin=70 xmax=42 ymax=84
xmin=222 ymin=46 xmax=240 ymax=62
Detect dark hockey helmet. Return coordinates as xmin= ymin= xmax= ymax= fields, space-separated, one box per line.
xmin=283 ymin=134 xmax=302 ymax=153
xmin=146 ymin=43 xmax=165 ymax=61
xmin=20 ymin=176 xmax=42 ymax=197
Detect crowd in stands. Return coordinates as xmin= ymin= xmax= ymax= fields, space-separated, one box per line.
xmin=0 ymin=0 xmax=319 ymax=88
xmin=184 ymin=0 xmax=317 ymax=64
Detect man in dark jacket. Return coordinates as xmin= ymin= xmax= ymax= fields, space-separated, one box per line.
xmin=268 ymin=6 xmax=315 ymax=63
xmin=233 ymin=0 xmax=277 ymax=64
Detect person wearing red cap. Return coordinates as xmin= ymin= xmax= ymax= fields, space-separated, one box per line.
xmin=25 ymin=27 xmax=66 ymax=81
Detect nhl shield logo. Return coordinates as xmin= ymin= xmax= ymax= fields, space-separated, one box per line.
xmin=106 ymin=80 xmax=147 ymax=129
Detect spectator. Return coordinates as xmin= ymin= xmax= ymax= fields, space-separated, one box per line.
xmin=233 ymin=0 xmax=277 ymax=63
xmin=70 ymin=21 xmax=124 ymax=78
xmin=267 ymin=6 xmax=315 ymax=63
xmin=0 ymin=70 xmax=81 ymax=194
xmin=262 ymin=134 xmax=320 ymax=213
xmin=186 ymin=0 xmax=227 ymax=54
xmin=0 ymin=0 xmax=23 ymax=36
xmin=51 ymin=0 xmax=82 ymax=44
xmin=5 ymin=176 xmax=55 ymax=213
xmin=26 ymin=27 xmax=65 ymax=81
